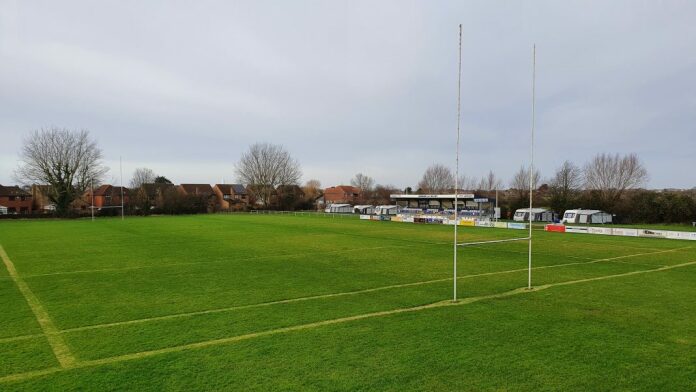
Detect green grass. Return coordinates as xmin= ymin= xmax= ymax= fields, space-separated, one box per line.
xmin=0 ymin=214 xmax=694 ymax=390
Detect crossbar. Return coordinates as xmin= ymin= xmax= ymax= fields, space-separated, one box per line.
xmin=457 ymin=237 xmax=530 ymax=247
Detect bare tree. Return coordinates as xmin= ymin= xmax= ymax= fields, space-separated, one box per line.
xmin=477 ymin=170 xmax=503 ymax=193
xmin=418 ymin=164 xmax=454 ymax=193
xmin=584 ymin=153 xmax=648 ymax=208
xmin=548 ymin=161 xmax=582 ymax=213
xmin=235 ymin=142 xmax=302 ymax=208
xmin=129 ymin=167 xmax=157 ymax=189
xmin=457 ymin=175 xmax=478 ymax=192
xmin=510 ymin=165 xmax=541 ymax=198
xmin=550 ymin=161 xmax=582 ymax=193
xmin=15 ymin=127 xmax=108 ymax=215
xmin=350 ymin=173 xmax=375 ymax=202
xmin=302 ymin=179 xmax=322 ymax=206
xmin=350 ymin=173 xmax=375 ymax=193
xmin=370 ymin=184 xmax=399 ymax=205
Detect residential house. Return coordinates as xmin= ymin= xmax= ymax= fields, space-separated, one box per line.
xmin=137 ymin=183 xmax=176 ymax=210
xmin=275 ymin=185 xmax=306 ymax=210
xmin=178 ymin=184 xmax=217 ymax=212
xmin=0 ymin=184 xmax=32 ymax=214
xmin=246 ymin=184 xmax=277 ymax=208
xmin=323 ymin=185 xmax=362 ymax=204
xmin=213 ymin=184 xmax=249 ymax=210
xmin=31 ymin=184 xmax=55 ymax=212
xmin=85 ymin=185 xmax=130 ymax=210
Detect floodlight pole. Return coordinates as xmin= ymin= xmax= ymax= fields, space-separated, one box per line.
xmin=453 ymin=24 xmax=462 ymax=302
xmin=528 ymin=44 xmax=536 ymax=290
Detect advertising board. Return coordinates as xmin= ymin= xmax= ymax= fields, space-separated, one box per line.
xmin=611 ymin=228 xmax=638 ymax=237
xmin=544 ymin=224 xmax=566 ymax=233
xmin=588 ymin=227 xmax=612 ymax=235
xmin=565 ymin=226 xmax=589 ymax=234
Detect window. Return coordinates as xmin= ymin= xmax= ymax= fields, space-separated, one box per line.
xmin=564 ymin=213 xmax=575 ymax=218
xmin=223 ymin=195 xmax=231 ymax=200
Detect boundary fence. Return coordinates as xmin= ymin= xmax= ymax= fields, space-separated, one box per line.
xmin=220 ymin=210 xmax=359 ymax=219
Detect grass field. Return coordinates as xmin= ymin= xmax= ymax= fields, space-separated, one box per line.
xmin=0 ymin=214 xmax=694 ymax=391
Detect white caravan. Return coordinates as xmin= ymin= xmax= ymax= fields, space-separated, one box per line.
xmin=325 ymin=204 xmax=353 ymax=213
xmin=513 ymin=208 xmax=556 ymax=222
xmin=561 ymin=209 xmax=613 ymax=224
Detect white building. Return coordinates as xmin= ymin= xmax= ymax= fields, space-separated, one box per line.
xmin=513 ymin=208 xmax=556 ymax=222
xmin=561 ymin=209 xmax=613 ymax=224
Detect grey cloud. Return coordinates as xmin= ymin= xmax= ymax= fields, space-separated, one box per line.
xmin=1 ymin=0 xmax=694 ymax=189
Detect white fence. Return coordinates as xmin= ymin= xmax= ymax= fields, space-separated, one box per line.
xmin=231 ymin=210 xmax=358 ymax=219
xmin=546 ymin=224 xmax=696 ymax=241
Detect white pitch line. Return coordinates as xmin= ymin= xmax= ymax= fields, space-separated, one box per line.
xmin=458 ymin=237 xmax=530 ymax=247
xmin=0 ymin=245 xmax=76 ymax=368
xmin=0 ymin=334 xmax=44 ymax=344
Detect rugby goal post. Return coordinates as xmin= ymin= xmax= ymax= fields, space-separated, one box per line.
xmin=452 ymin=26 xmax=537 ymax=301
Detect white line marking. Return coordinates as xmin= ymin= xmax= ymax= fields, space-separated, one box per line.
xmin=0 ymin=245 xmax=76 ymax=368
xmin=0 ymin=334 xmax=44 ymax=344
xmin=458 ymin=237 xmax=530 ymax=246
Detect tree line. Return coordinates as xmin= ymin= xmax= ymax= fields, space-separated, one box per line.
xmin=12 ymin=127 xmax=696 ymax=223
xmin=13 ymin=128 xmax=311 ymax=216
xmin=413 ymin=155 xmax=696 ymax=223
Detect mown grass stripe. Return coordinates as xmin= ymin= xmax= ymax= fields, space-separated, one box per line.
xmin=0 ymin=245 xmax=76 ymax=368
xmin=21 ymin=244 xmax=419 ymax=278
xmin=59 ymin=246 xmax=687 ymax=333
xmin=22 ymin=233 xmax=660 ymax=279
xmin=2 ymin=246 xmax=686 ymax=344
xmin=1 ymin=259 xmax=694 ymax=385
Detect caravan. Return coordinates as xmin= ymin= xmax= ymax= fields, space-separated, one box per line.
xmin=353 ymin=205 xmax=374 ymax=214
xmin=513 ymin=208 xmax=556 ymax=222
xmin=561 ymin=209 xmax=613 ymax=224
xmin=374 ymin=205 xmax=400 ymax=216
xmin=325 ymin=204 xmax=352 ymax=213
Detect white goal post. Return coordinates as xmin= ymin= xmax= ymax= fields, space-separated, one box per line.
xmin=452 ymin=26 xmax=537 ymax=301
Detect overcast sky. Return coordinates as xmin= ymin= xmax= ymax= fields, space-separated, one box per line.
xmin=1 ymin=0 xmax=695 ymax=189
